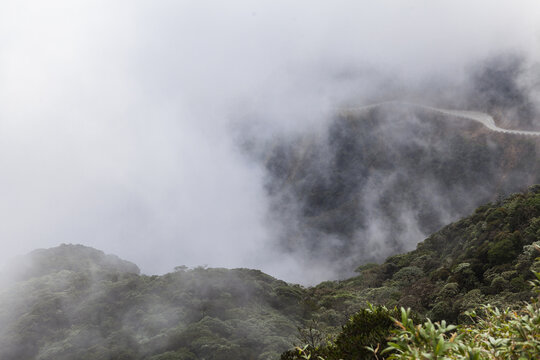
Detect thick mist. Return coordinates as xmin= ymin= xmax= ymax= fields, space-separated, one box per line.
xmin=1 ymin=1 xmax=540 ymax=283
xmin=245 ymin=104 xmax=539 ymax=280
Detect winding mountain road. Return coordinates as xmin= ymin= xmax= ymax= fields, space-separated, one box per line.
xmin=338 ymin=101 xmax=540 ymax=137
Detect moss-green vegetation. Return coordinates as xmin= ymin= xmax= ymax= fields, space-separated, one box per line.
xmin=379 ymin=271 xmax=540 ymax=359
xmin=282 ymin=305 xmax=401 ymax=360
xmin=0 ymin=186 xmax=538 ymax=359
xmin=294 ymin=286 xmax=540 ymax=360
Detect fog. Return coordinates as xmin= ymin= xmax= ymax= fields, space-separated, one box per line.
xmin=1 ymin=0 xmax=540 ymax=283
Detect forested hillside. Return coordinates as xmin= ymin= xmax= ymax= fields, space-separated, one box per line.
xmin=0 ymin=185 xmax=538 ymax=359
xmin=0 ymin=247 xmax=308 ymax=359
xmin=306 ymin=184 xmax=540 ymax=323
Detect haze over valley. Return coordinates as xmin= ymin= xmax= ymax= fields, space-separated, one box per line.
xmin=2 ymin=1 xmax=540 ymax=359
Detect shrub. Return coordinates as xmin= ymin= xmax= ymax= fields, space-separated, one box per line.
xmin=328 ymin=305 xmax=399 ymax=359
xmin=392 ymin=267 xmax=424 ymax=287
xmin=488 ymin=238 xmax=517 ymax=265
xmin=281 ymin=305 xmax=399 ymax=360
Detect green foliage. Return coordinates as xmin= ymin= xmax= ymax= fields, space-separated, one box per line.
xmin=384 ymin=308 xmax=458 ymax=359
xmin=282 ymin=305 xmax=399 ymax=360
xmin=328 ymin=305 xmax=399 ymax=360
xmin=0 ymin=249 xmax=311 ymax=360
xmin=487 ymin=237 xmax=517 ymax=265
xmin=392 ymin=266 xmax=424 ymax=287
xmin=323 ymin=186 xmax=540 ymax=323
xmin=384 ymin=272 xmax=540 ymax=359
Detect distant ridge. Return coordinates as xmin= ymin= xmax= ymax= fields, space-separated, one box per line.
xmin=10 ymin=243 xmax=140 ymax=281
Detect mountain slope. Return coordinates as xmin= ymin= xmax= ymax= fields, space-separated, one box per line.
xmin=246 ymin=105 xmax=540 ymax=278
xmin=0 ymin=186 xmax=539 ymax=359
xmin=309 ymin=184 xmax=540 ymax=323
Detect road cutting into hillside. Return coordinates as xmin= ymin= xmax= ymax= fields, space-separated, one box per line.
xmin=338 ymin=101 xmax=540 ymax=137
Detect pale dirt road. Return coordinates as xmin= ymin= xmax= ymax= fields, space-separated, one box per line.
xmin=338 ymin=101 xmax=540 ymax=137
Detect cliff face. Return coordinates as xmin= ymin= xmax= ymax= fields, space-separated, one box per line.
xmin=250 ymin=105 xmax=540 ymax=276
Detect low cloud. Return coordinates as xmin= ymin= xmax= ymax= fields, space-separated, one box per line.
xmin=0 ymin=0 xmax=539 ymax=283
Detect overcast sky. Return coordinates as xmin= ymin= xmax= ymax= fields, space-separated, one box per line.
xmin=1 ymin=1 xmax=539 ymax=283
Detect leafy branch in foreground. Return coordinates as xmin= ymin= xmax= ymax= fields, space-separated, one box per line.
xmin=384 ymin=271 xmax=540 ymax=359
xmin=287 ymin=270 xmax=540 ymax=360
